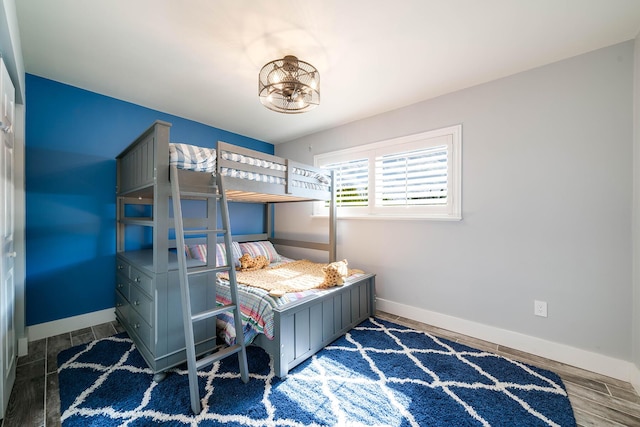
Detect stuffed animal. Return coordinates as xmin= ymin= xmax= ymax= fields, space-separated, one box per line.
xmin=319 ymin=259 xmax=349 ymax=288
xmin=237 ymin=253 xmax=270 ymax=271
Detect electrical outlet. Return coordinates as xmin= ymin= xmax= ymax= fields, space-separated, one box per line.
xmin=534 ymin=300 xmax=547 ymax=317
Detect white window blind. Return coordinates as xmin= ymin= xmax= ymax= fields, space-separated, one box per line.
xmin=324 ymin=158 xmax=369 ymax=207
xmin=375 ymin=145 xmax=448 ymax=207
xmin=315 ymin=125 xmax=461 ymax=220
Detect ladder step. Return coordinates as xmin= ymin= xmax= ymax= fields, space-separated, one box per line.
xmin=186 ymin=265 xmax=232 ymax=275
xmin=195 ymin=344 xmax=243 ymax=370
xmin=180 ymin=191 xmax=221 ymax=199
xmin=182 ymin=228 xmax=226 ymax=235
xmin=191 ymin=304 xmax=237 ymax=323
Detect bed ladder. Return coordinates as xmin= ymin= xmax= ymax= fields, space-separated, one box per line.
xmin=169 ymin=165 xmax=249 ymax=415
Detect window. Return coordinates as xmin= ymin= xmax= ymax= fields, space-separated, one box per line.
xmin=315 ymin=125 xmax=461 ymax=220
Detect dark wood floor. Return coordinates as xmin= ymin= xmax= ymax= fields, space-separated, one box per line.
xmin=2 ymin=313 xmax=640 ymax=426
xmin=1 ymin=321 xmax=125 ymax=427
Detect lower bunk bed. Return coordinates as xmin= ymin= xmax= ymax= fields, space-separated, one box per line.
xmin=187 ymin=239 xmax=376 ymax=377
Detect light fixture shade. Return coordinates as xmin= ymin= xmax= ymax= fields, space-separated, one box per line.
xmin=259 ymin=55 xmax=320 ymax=114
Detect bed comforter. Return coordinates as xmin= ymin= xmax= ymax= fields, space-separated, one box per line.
xmin=215 ymin=258 xmax=363 ymax=345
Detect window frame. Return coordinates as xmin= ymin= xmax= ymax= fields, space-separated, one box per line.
xmin=314 ymin=124 xmax=462 ymax=220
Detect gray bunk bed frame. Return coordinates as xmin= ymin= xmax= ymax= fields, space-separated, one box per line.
xmin=116 ymin=120 xmax=376 ymax=378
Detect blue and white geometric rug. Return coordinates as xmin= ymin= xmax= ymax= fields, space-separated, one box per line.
xmin=57 ymin=318 xmax=576 ymax=426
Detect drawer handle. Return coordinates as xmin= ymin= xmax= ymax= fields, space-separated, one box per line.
xmin=117 ymin=265 xmax=124 ymax=270
xmin=117 ymin=283 xmax=124 ymax=289
xmin=134 ymin=277 xmax=141 ymax=283
xmin=116 ymin=303 xmax=122 ymax=308
xmin=133 ymin=300 xmax=140 ymax=306
xmin=133 ymin=323 xmax=140 ymax=329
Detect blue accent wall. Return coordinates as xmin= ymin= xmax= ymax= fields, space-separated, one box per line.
xmin=25 ymin=74 xmax=273 ymax=326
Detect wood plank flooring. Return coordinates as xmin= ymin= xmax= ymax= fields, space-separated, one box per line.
xmin=2 ymin=313 xmax=639 ymax=426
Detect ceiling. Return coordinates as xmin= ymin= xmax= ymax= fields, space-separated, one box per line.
xmin=15 ymin=0 xmax=640 ymax=144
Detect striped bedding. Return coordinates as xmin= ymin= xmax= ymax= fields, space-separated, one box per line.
xmin=215 ymin=257 xmax=320 ymax=345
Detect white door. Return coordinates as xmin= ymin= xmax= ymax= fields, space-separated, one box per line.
xmin=0 ymin=57 xmax=16 ymax=418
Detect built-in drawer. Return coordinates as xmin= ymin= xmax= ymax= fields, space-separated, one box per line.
xmin=128 ymin=309 xmax=153 ymax=352
xmin=115 ymin=291 xmax=129 ymax=323
xmin=115 ymin=272 xmax=130 ymax=300
xmin=129 ymin=265 xmax=153 ymax=296
xmin=116 ymin=258 xmax=130 ymax=277
xmin=129 ymin=285 xmax=153 ymax=326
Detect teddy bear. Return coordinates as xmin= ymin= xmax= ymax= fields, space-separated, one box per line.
xmin=319 ymin=259 xmax=349 ymax=288
xmin=237 ymin=253 xmax=270 ymax=271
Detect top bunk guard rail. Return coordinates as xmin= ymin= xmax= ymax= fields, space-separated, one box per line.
xmin=216 ymin=141 xmax=288 ymax=202
xmin=286 ymin=158 xmax=332 ymax=199
xmin=216 ymin=141 xmax=332 ymax=203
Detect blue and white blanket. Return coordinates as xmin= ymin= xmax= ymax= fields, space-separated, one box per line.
xmin=169 ymin=143 xmax=216 ymax=172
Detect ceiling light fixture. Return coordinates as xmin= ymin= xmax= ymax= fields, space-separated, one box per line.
xmin=258 ymin=55 xmax=320 ymax=114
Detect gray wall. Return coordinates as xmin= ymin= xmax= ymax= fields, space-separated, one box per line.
xmin=275 ymin=41 xmax=634 ymax=361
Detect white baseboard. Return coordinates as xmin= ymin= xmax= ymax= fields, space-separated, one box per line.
xmin=377 ymin=298 xmax=639 ymax=385
xmin=27 ymin=308 xmax=116 ymax=342
xmin=630 ymin=365 xmax=640 ymax=395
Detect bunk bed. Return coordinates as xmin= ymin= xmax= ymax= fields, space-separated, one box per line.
xmin=116 ymin=121 xmax=376 ymax=379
